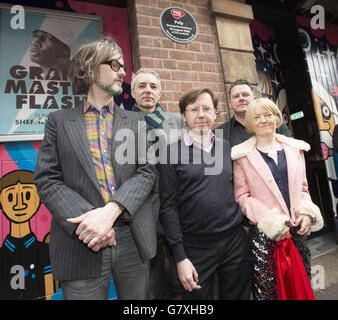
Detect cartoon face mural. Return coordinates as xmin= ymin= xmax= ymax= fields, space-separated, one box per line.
xmin=297 ymin=17 xmax=338 ymax=232
xmin=1 ymin=171 xmax=41 ymax=225
xmin=0 ymin=169 xmax=55 ymax=300
xmin=312 ymin=80 xmax=337 ymax=159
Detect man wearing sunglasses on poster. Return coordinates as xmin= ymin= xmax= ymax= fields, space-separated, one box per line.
xmin=29 ymin=29 xmax=71 ymax=79
xmin=34 ymin=38 xmax=156 ymax=300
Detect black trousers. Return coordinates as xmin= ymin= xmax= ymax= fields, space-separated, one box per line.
xmin=168 ymin=225 xmax=252 ymax=300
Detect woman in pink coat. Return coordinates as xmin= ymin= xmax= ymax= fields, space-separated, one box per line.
xmin=231 ymin=98 xmax=323 ymax=300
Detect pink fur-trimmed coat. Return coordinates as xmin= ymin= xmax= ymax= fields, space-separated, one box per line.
xmin=231 ymin=134 xmax=323 ymax=239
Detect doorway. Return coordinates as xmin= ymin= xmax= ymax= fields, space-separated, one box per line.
xmin=252 ymin=5 xmax=335 ymax=235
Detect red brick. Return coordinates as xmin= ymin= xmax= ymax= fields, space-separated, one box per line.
xmin=179 ymin=4 xmax=199 ymax=15
xmin=163 ymin=60 xmax=178 ymax=70
xmin=136 ymin=5 xmax=163 ymax=17
xmin=163 ymin=91 xmax=174 ymax=101
xmin=139 ymin=57 xmax=155 ymax=68
xmin=173 ymin=91 xmax=183 ymax=101
xmin=196 ymin=34 xmax=215 ymax=44
xmin=190 ymin=0 xmax=208 ymax=6
xmin=153 ymin=38 xmax=161 ymax=47
xmin=151 ymin=17 xmax=161 ymax=27
xmin=154 ymin=59 xmax=163 ymax=69
xmin=169 ymin=50 xmax=195 ymax=61
xmin=157 ymin=70 xmax=172 ymax=80
xmin=205 ymin=82 xmax=218 ymax=91
xmin=164 ymin=81 xmax=180 ymax=91
xmin=191 ymin=63 xmax=203 ymax=72
xmin=139 ymin=47 xmax=169 ymax=59
xmin=167 ymin=103 xmax=181 ymax=113
xmin=200 ymin=43 xmax=214 ymax=52
xmin=138 ymin=26 xmax=163 ymax=37
xmin=180 ymin=82 xmax=193 ymax=91
xmin=160 ymin=101 xmax=169 ymax=111
xmin=196 ymin=52 xmax=218 ymax=63
xmin=162 ymin=39 xmax=175 ymax=49
xmin=138 ymin=35 xmax=153 ymax=47
xmin=198 ymin=24 xmax=212 ymax=35
xmin=198 ymin=72 xmax=218 ymax=82
xmin=203 ymin=63 xmax=217 ymax=73
xmin=136 ymin=15 xmax=152 ymax=26
xmin=177 ymin=62 xmax=191 ymax=71
xmin=135 ymin=0 xmax=153 ymax=5
xmin=194 ymin=13 xmax=212 ymax=25
xmin=172 ymin=71 xmax=198 ymax=81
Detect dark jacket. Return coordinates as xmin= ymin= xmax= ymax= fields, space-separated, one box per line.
xmin=215 ymin=116 xmax=291 ymax=146
xmin=34 ymin=105 xmax=156 ymax=280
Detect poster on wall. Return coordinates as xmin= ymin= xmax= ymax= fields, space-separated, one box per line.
xmin=0 ymin=3 xmax=102 ymax=141
xmin=0 ymin=0 xmax=132 ymax=300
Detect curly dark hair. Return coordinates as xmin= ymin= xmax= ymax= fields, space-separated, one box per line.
xmin=68 ymin=37 xmax=123 ymax=95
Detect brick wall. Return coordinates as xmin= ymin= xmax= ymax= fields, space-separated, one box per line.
xmin=128 ymin=0 xmax=228 ymax=126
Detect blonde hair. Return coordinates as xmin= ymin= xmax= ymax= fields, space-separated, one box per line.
xmin=245 ymin=98 xmax=283 ymax=134
xmin=68 ymin=37 xmax=123 ymax=95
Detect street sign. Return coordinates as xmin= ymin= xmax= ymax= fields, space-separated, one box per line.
xmin=290 ymin=111 xmax=304 ymax=121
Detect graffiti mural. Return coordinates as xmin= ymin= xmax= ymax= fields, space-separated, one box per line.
xmin=250 ymin=19 xmax=294 ymax=135
xmin=0 ymin=169 xmax=55 ymax=299
xmin=0 ymin=142 xmax=56 ymax=299
xmin=297 ymin=16 xmax=338 ymax=233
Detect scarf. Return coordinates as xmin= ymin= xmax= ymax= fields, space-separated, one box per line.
xmin=133 ymin=103 xmax=166 ymax=137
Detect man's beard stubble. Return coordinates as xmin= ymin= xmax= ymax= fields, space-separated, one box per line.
xmin=96 ymin=79 xmax=123 ymax=97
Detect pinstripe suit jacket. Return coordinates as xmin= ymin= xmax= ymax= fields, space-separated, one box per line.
xmin=34 ymin=105 xmax=157 ymax=281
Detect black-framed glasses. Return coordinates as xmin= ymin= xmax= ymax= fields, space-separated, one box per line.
xmin=101 ymin=59 xmax=127 ymax=73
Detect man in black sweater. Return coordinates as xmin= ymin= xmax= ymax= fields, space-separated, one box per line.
xmin=158 ymin=88 xmax=251 ymax=299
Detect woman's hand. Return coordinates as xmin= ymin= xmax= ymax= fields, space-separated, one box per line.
xmin=291 ymin=215 xmax=312 ymax=236
xmin=273 ymin=225 xmax=290 ymax=242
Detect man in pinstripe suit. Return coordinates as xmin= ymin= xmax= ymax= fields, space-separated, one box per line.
xmin=34 ymin=38 xmax=157 ymax=300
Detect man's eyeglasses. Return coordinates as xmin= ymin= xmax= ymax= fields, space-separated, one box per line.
xmin=101 ymin=59 xmax=127 ymax=74
xmin=185 ymin=106 xmax=215 ymax=115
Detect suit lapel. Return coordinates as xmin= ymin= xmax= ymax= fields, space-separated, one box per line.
xmin=111 ymin=105 xmax=131 ymax=185
xmin=247 ymin=148 xmax=290 ymax=215
xmin=63 ymin=107 xmax=101 ymax=195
